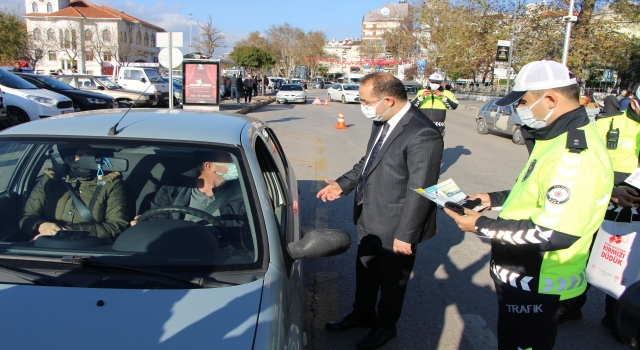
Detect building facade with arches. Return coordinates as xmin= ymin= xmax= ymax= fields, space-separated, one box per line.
xmin=24 ymin=0 xmax=164 ymax=75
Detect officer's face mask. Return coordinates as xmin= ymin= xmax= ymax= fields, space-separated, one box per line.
xmin=516 ymin=94 xmax=555 ymax=129
xmin=429 ymin=83 xmax=440 ymax=91
xmin=361 ymin=97 xmax=391 ymax=122
xmin=215 ymin=163 xmax=239 ymax=181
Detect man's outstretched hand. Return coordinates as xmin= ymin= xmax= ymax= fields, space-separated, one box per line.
xmin=316 ymin=179 xmax=343 ymax=202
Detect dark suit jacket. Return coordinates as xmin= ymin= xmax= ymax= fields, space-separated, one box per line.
xmin=335 ymin=104 xmax=444 ymax=245
xmin=603 ymin=94 xmax=621 ymax=113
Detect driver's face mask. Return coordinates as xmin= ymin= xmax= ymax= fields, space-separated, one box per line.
xmin=215 ymin=163 xmax=239 ymax=181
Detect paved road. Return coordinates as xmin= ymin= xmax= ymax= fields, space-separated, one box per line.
xmin=249 ymin=88 xmax=626 ymax=350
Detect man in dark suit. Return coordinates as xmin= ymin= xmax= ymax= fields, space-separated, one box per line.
xmin=603 ymin=89 xmax=621 ymax=113
xmin=317 ymin=72 xmax=443 ymax=349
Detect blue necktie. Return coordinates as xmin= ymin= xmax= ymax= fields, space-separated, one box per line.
xmin=355 ymin=122 xmax=390 ymax=205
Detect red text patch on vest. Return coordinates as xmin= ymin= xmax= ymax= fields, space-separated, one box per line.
xmin=546 ymin=185 xmax=571 ymax=204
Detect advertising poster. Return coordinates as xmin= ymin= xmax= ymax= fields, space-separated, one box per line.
xmin=184 ymin=62 xmax=218 ymax=105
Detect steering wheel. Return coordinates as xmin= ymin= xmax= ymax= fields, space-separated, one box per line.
xmin=137 ymin=205 xmax=227 ymax=233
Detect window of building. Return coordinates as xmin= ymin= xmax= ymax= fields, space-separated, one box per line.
xmin=48 ymin=50 xmax=56 ymax=60
xmin=33 ymin=28 xmax=41 ymax=41
xmin=103 ymin=29 xmax=111 ymax=41
xmin=128 ymin=28 xmax=132 ymax=43
xmin=150 ymin=34 xmax=155 ymax=47
xmin=31 ymin=2 xmax=37 ymax=12
xmin=71 ymin=29 xmax=77 ymax=49
xmin=144 ymin=32 xmax=149 ymax=46
xmin=47 ymin=2 xmax=52 ymax=13
xmin=47 ymin=28 xmax=55 ymax=41
xmin=84 ymin=29 xmax=93 ymax=41
xmin=64 ymin=29 xmax=70 ymax=49
xmin=85 ymin=50 xmax=94 ymax=61
xmin=123 ymin=31 xmax=126 ymax=43
xmin=103 ymin=51 xmax=112 ymax=61
xmin=136 ymin=30 xmax=141 ymax=45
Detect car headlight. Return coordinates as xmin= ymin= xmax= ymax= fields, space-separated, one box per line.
xmin=26 ymin=95 xmax=56 ymax=105
xmin=87 ymin=98 xmax=107 ymax=104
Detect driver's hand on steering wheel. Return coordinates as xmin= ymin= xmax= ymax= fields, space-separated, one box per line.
xmin=130 ymin=215 xmax=140 ymax=226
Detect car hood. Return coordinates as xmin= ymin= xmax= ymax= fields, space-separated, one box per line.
xmin=1 ymin=87 xmax=71 ymax=101
xmin=0 ymin=279 xmax=264 ymax=349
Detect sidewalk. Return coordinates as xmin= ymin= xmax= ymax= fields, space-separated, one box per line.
xmin=219 ymin=91 xmax=276 ymax=114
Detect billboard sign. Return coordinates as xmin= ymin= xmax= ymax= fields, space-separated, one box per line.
xmin=182 ymin=61 xmax=219 ymax=106
xmin=496 ymin=40 xmax=510 ymax=62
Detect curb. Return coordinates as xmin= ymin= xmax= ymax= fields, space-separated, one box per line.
xmin=236 ymin=97 xmax=276 ymax=114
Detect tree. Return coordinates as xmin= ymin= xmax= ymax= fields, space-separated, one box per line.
xmin=19 ymin=31 xmax=55 ymax=69
xmin=229 ymin=45 xmax=275 ymax=73
xmin=86 ymin=25 xmax=117 ymax=67
xmin=55 ymin=22 xmax=83 ymax=68
xmin=0 ymin=7 xmax=28 ymax=65
xmin=265 ymin=23 xmax=306 ymax=77
xmin=235 ymin=31 xmax=269 ymax=50
xmin=191 ymin=14 xmax=225 ymax=55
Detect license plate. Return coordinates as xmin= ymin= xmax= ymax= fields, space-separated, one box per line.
xmin=62 ymin=110 xmax=74 ymax=114
xmin=152 ymin=101 xmax=157 ymax=106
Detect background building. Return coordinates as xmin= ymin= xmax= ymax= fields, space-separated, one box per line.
xmin=24 ymin=0 xmax=164 ymax=75
xmin=323 ymin=37 xmax=361 ymax=76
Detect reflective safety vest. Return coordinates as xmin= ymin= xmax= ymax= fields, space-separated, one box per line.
xmin=475 ymin=108 xmax=613 ymax=301
xmin=415 ymin=89 xmax=458 ymax=110
xmin=594 ymin=111 xmax=640 ymax=174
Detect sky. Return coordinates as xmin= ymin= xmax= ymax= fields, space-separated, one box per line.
xmin=0 ymin=0 xmax=405 ymax=54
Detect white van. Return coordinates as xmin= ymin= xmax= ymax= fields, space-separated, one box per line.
xmin=343 ymin=74 xmax=364 ymax=84
xmin=115 ymin=67 xmax=170 ymax=105
xmin=0 ymin=70 xmax=74 ymax=127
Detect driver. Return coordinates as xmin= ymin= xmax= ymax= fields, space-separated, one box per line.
xmin=19 ymin=145 xmax=132 ymax=240
xmin=131 ymin=151 xmax=243 ymax=227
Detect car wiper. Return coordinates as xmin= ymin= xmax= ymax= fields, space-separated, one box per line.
xmin=60 ymin=256 xmax=237 ymax=288
xmin=0 ymin=262 xmax=65 ymax=286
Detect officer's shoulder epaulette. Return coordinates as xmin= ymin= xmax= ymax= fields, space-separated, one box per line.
xmin=566 ymin=128 xmax=588 ymax=154
xmin=595 ymin=112 xmax=624 ymax=120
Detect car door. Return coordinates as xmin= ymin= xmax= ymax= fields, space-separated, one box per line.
xmin=253 ymin=127 xmax=301 ymax=345
xmin=483 ymin=99 xmax=500 ymax=128
xmin=120 ymin=69 xmax=143 ymax=92
xmin=328 ymin=84 xmax=337 ymax=100
xmin=495 ymin=105 xmax=512 ymax=132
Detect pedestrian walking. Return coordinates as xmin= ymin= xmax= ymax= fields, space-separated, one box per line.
xmin=236 ymin=74 xmax=245 ymax=104
xmin=243 ymin=73 xmax=254 ymax=104
xmin=230 ymin=74 xmax=238 ymax=102
xmin=220 ymin=73 xmax=227 ymax=100
xmin=252 ymin=75 xmax=258 ymax=97
xmin=262 ymin=75 xmax=269 ymax=95
xmin=412 ymin=73 xmax=459 ymax=136
xmin=444 ymin=60 xmax=613 ymax=350
xmin=11 ymin=62 xmax=22 ymax=72
xmin=603 ymin=89 xmax=621 ymax=113
xmin=317 ymin=72 xmax=443 ymax=349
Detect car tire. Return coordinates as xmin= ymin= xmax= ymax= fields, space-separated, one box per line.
xmin=342 ymin=95 xmax=346 ymax=104
xmin=276 ymin=101 xmax=281 ymax=104
xmin=512 ymin=126 xmax=525 ymax=145
xmin=118 ymin=99 xmax=133 ymax=108
xmin=327 ymin=94 xmax=332 ymax=102
xmin=3 ymin=107 xmax=29 ymax=129
xmin=477 ymin=119 xmax=489 ymax=134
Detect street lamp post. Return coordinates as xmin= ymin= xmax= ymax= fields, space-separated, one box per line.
xmin=506 ymin=0 xmax=518 ymax=93
xmin=189 ymin=13 xmax=193 ymax=53
xmin=561 ymin=0 xmax=577 ymax=65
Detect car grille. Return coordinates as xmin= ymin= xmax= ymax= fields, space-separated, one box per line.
xmin=148 ymin=95 xmax=157 ymax=101
xmin=57 ymin=101 xmax=73 ymax=109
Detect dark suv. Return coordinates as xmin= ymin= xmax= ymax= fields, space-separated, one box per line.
xmin=0 ymin=86 xmax=5 ymax=122
xmin=16 ymin=73 xmax=116 ymax=111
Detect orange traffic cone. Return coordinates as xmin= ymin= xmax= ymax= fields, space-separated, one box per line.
xmin=324 ymin=98 xmax=330 ymax=106
xmin=334 ymin=111 xmax=348 ymax=129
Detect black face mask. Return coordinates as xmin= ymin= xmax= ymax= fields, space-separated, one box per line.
xmin=67 ymin=163 xmax=94 ymax=179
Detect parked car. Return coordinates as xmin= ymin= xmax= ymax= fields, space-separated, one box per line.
xmin=323 ymin=81 xmax=334 ymax=89
xmin=476 ymin=97 xmax=525 ymax=145
xmin=0 ymin=86 xmax=5 ymax=124
xmin=15 ymin=73 xmax=117 ymax=111
xmin=0 ymin=66 xmax=35 ymax=74
xmin=55 ymin=75 xmax=158 ymax=108
xmin=403 ymin=81 xmax=423 ymax=99
xmin=0 ymin=109 xmax=350 ymax=348
xmin=327 ymin=84 xmax=360 ymax=104
xmin=114 ymin=67 xmax=170 ymax=105
xmin=313 ymin=81 xmax=325 ymax=89
xmin=0 ymin=70 xmax=74 ymax=129
xmin=276 ymin=84 xmax=307 ymax=104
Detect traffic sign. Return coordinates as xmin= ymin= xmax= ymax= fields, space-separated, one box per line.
xmin=159 ymin=48 xmax=183 ymax=69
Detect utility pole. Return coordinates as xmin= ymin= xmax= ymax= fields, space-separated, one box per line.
xmin=189 ymin=13 xmax=193 ymax=53
xmin=561 ymin=0 xmax=578 ymax=65
xmin=506 ymin=0 xmax=518 ymax=93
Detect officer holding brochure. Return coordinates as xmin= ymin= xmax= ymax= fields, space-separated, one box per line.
xmin=444 ymin=60 xmax=613 ymax=350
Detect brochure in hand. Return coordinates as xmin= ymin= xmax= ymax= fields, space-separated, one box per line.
xmin=413 ymin=178 xmax=488 ymax=211
xmin=625 ymin=168 xmax=640 ymax=188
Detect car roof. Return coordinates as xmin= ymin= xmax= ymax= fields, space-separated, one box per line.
xmin=0 ymin=109 xmax=261 ymax=145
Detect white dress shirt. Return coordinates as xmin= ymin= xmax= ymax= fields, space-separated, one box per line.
xmin=362 ymin=101 xmax=412 ymax=173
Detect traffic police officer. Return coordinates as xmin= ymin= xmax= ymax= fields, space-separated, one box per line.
xmin=413 ymin=72 xmax=458 ymax=135
xmin=444 ymin=60 xmax=614 ymax=350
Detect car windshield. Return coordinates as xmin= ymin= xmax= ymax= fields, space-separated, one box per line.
xmin=144 ymin=69 xmax=164 ymax=83
xmin=0 ymin=138 xmax=263 ymax=274
xmin=0 ymin=70 xmax=37 ymax=89
xmin=343 ymin=85 xmax=358 ymax=91
xmin=95 ymin=77 xmax=120 ymax=89
xmin=33 ymin=76 xmax=74 ymax=90
xmin=279 ymin=85 xmax=303 ymax=91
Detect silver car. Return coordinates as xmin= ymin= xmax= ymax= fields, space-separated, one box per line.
xmin=0 ymin=109 xmax=350 ymax=348
xmin=327 ymin=84 xmax=360 ymax=104
xmin=476 ymin=97 xmax=525 ymax=145
xmin=275 ymin=84 xmax=307 ymax=104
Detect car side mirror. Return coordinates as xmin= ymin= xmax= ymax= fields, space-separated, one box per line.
xmin=98 ymin=86 xmax=105 ymax=90
xmin=288 ymin=229 xmax=351 ymax=260
xmin=140 ymin=78 xmax=146 ymax=83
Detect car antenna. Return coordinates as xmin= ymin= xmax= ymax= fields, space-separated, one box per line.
xmin=108 ymin=82 xmax=154 ymax=136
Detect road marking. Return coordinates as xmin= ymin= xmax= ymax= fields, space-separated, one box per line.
xmin=317 ymin=158 xmax=327 ymax=171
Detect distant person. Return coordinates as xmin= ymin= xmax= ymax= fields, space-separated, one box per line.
xmin=618 ymin=89 xmax=628 ymax=101
xmin=603 ymin=89 xmax=621 ymax=113
xmin=243 ymin=73 xmax=254 ymax=103
xmin=56 ymin=69 xmax=63 ymax=75
xmin=230 ymin=74 xmax=239 ymax=102
xmin=71 ymin=67 xmax=79 ymax=74
xmin=11 ymin=62 xmax=22 ymax=72
xmin=236 ymin=74 xmax=245 ymax=104
xmin=620 ymin=92 xmax=634 ymax=111
xmin=263 ymin=76 xmax=269 ymax=95
xmin=252 ymin=75 xmax=258 ymax=97
xmin=220 ymin=73 xmax=227 ymax=100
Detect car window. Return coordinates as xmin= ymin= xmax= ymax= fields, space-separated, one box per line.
xmin=279 ymin=85 xmax=303 ymax=91
xmin=77 ymin=77 xmax=97 ymax=89
xmin=35 ymin=76 xmax=74 ymax=90
xmin=489 ymin=100 xmax=499 ymax=112
xmin=333 ymin=84 xmax=341 ymax=90
xmin=0 ymin=71 xmax=38 ymax=89
xmin=58 ymin=76 xmax=77 ymax=88
xmin=498 ymin=105 xmax=512 ymax=114
xmin=123 ymin=70 xmax=141 ymax=80
xmin=344 ymin=85 xmax=358 ymax=91
xmin=0 ymin=138 xmax=264 ymax=274
xmin=96 ymin=77 xmax=120 ymax=89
